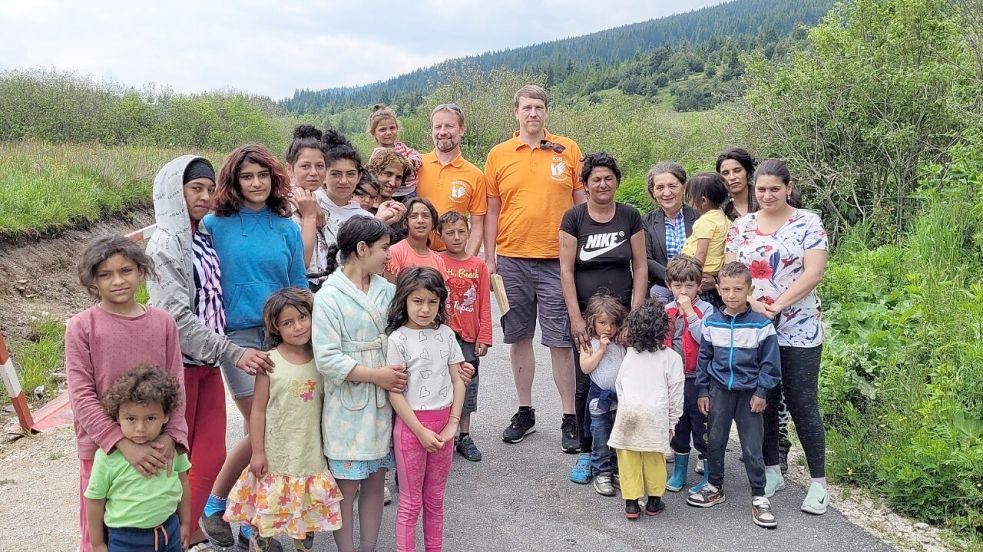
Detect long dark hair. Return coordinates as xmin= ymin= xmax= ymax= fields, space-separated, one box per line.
xmin=716 ymin=147 xmax=758 ymax=219
xmin=753 ymin=158 xmax=802 ymax=208
xmin=386 ymin=267 xmax=449 ymax=333
xmin=78 ymin=234 xmax=156 ymax=299
xmin=262 ymin=287 xmax=314 ymax=346
xmin=319 ymin=216 xmax=390 ymax=278
xmin=213 ymin=144 xmax=292 ymax=217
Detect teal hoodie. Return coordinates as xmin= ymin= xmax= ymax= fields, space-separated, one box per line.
xmin=203 ymin=207 xmax=307 ymax=331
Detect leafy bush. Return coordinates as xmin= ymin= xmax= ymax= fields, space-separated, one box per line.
xmin=820 ymin=137 xmax=983 ymax=533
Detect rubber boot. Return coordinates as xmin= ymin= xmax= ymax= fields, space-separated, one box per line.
xmin=665 ymin=452 xmax=689 ymax=492
xmin=689 ymin=458 xmax=710 ymax=493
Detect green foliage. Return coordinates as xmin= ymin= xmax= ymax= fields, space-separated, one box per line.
xmin=820 ymin=137 xmax=983 ymax=533
xmin=0 ymin=70 xmax=299 ymax=153
xmin=739 ymin=0 xmax=982 ymax=240
xmin=0 ymin=318 xmax=65 ymax=405
xmin=0 ymin=142 xmax=222 ymax=236
xmin=282 ymin=0 xmax=833 ymax=114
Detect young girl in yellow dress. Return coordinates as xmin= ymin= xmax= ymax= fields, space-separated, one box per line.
xmin=226 ymin=288 xmax=343 ymax=551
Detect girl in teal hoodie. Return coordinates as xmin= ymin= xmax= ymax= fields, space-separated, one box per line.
xmin=198 ymin=144 xmax=307 ymax=548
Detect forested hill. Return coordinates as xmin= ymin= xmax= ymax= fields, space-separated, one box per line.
xmin=283 ymin=0 xmax=833 ymax=113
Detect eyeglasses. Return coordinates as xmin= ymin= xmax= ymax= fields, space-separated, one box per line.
xmin=540 ymin=140 xmax=566 ymax=154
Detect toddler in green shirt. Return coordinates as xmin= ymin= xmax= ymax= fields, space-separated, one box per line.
xmin=85 ymin=365 xmax=190 ymax=552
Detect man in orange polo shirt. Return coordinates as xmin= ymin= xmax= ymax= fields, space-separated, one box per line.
xmin=417 ymin=103 xmax=487 ymax=254
xmin=483 ymin=84 xmax=586 ymax=452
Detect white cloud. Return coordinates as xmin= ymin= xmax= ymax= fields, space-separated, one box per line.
xmin=0 ymin=0 xmax=722 ymax=99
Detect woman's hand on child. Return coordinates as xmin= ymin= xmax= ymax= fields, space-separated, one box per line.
xmin=250 ymin=452 xmax=268 ymax=477
xmin=117 ymin=439 xmax=168 ymax=477
xmin=237 ymin=348 xmax=275 ymax=375
xmin=150 ymin=434 xmax=176 ymax=475
xmin=749 ymin=396 xmax=767 ymax=413
xmin=376 ymin=364 xmax=409 ymax=392
xmin=475 ymin=343 xmax=489 ymax=357
xmin=697 ymin=397 xmax=710 ymax=416
xmin=570 ymin=314 xmax=590 ymax=353
xmin=749 ymin=298 xmax=775 ymax=320
xmin=416 ymin=428 xmax=445 ymax=453
xmin=459 ymin=362 xmax=475 ymax=386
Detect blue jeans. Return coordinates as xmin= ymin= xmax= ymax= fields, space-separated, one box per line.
xmin=107 ymin=512 xmax=181 ymax=552
xmin=590 ymin=410 xmax=616 ymax=475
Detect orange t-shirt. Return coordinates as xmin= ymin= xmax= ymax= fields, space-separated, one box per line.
xmin=384 ymin=239 xmax=447 ymax=279
xmin=417 ymin=151 xmax=488 ymax=250
xmin=484 ymin=130 xmax=583 ymax=258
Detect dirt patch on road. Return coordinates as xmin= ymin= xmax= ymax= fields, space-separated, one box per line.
xmin=0 ymin=207 xmax=154 ymax=340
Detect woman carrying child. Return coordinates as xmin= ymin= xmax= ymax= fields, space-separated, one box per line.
xmin=226 ymin=288 xmax=343 ymax=551
xmin=66 ymin=236 xmax=188 ymax=552
xmin=368 ymin=104 xmax=423 ymax=201
xmin=607 ymin=299 xmax=685 ymax=520
xmin=386 ymin=267 xmax=467 ymax=552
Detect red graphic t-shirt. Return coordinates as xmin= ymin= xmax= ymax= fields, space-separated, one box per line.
xmin=438 ymin=253 xmax=493 ymax=347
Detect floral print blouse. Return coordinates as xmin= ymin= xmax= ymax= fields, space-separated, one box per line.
xmin=725 ymin=209 xmax=828 ymax=347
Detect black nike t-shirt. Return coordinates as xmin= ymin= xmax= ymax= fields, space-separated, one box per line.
xmin=560 ymin=202 xmax=644 ymax=307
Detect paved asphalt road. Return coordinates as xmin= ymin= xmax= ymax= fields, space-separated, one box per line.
xmin=223 ymin=305 xmax=893 ymax=552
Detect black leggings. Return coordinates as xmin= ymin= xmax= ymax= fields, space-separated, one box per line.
xmin=763 ymin=345 xmax=826 ymax=478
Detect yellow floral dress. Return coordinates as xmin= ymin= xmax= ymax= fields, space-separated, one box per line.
xmin=226 ymin=350 xmax=342 ymax=538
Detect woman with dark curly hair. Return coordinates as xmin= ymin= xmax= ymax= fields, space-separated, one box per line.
xmin=606 ymin=299 xmax=684 ymax=520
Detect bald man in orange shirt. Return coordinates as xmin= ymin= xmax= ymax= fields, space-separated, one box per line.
xmin=483 ymin=84 xmax=587 ymax=453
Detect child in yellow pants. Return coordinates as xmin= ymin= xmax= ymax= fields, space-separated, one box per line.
xmin=607 ymin=299 xmax=685 ymax=519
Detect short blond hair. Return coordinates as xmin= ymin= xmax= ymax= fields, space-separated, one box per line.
xmin=513 ymin=84 xmax=548 ymax=109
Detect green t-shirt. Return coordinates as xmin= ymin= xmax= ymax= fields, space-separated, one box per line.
xmin=84 ymin=449 xmax=191 ymax=528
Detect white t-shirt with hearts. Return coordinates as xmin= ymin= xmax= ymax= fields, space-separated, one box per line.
xmin=386 ymin=324 xmax=465 ymax=411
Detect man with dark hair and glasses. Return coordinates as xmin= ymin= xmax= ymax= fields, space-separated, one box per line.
xmin=483 ymin=84 xmax=587 ymax=452
xmin=417 ymin=103 xmax=487 ymax=255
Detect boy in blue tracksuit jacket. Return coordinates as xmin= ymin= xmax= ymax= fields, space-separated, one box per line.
xmin=687 ymin=262 xmax=781 ymax=529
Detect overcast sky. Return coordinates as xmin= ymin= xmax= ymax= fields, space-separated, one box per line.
xmin=0 ymin=0 xmax=723 ymax=100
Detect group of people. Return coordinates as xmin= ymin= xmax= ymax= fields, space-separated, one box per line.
xmin=65 ymin=83 xmax=830 ymax=552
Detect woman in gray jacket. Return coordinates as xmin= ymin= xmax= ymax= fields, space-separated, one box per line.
xmin=145 ymin=155 xmax=274 ymax=549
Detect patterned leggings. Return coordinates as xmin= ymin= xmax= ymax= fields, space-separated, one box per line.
xmin=393 ymin=408 xmax=454 ymax=552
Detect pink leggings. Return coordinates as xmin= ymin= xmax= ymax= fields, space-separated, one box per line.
xmin=393 ymin=408 xmax=453 ymax=552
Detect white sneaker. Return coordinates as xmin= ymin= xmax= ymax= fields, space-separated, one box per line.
xmin=764 ymin=468 xmax=786 ymax=497
xmin=801 ymin=481 xmax=829 ymax=515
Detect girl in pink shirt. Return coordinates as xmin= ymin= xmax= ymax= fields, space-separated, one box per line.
xmin=65 ymin=235 xmax=187 ymax=552
xmin=384 ymin=198 xmax=446 ymax=282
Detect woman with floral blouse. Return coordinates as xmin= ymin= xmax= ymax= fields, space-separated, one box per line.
xmin=724 ymin=159 xmax=830 ymax=516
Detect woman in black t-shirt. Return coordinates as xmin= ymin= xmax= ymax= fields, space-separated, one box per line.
xmin=559 ymin=152 xmax=648 ymax=483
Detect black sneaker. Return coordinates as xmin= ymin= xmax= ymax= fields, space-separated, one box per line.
xmin=502 ymin=408 xmax=536 ymax=443
xmin=560 ymin=414 xmax=579 ymax=453
xmin=645 ymin=496 xmax=666 ymax=516
xmin=625 ymin=499 xmax=641 ymax=520
xmin=455 ymin=434 xmax=482 ymax=461
xmin=199 ymin=512 xmax=234 ymax=548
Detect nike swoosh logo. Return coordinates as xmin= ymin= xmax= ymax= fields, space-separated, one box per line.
xmin=579 ymin=240 xmax=626 ymax=261
xmin=818 ymin=495 xmax=827 ymax=504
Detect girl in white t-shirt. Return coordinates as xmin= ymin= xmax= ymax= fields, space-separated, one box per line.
xmin=385 ymin=267 xmax=466 ymax=552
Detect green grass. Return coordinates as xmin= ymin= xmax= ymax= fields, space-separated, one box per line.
xmin=0 ymin=318 xmax=66 ymax=405
xmin=0 ymin=141 xmax=221 ymax=236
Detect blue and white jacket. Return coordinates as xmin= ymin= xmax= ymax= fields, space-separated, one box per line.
xmin=696 ymin=304 xmax=781 ymax=399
